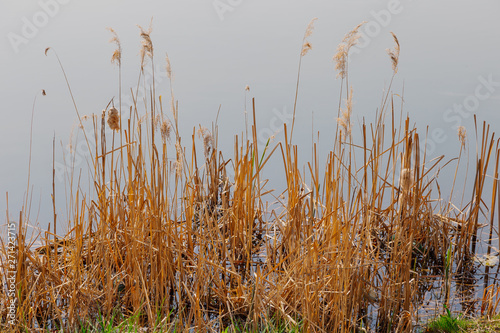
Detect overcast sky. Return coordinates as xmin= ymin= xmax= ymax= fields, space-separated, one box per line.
xmin=1 ymin=0 xmax=499 ymax=234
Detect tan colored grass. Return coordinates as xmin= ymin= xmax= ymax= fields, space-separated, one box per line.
xmin=1 ymin=23 xmax=499 ymax=333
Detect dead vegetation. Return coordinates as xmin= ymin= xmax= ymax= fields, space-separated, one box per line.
xmin=1 ymin=22 xmax=499 ymax=332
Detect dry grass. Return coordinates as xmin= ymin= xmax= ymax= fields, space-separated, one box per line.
xmin=1 ymin=23 xmax=500 ymax=333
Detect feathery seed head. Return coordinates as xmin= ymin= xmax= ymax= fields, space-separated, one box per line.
xmin=458 ymin=126 xmax=466 ymax=148
xmin=300 ymin=18 xmax=318 ymax=58
xmin=107 ymin=107 xmax=120 ymax=131
xmin=68 ymin=126 xmax=75 ymax=153
xmin=108 ymin=28 xmax=122 ymax=66
xmin=79 ymin=115 xmax=90 ymax=129
xmin=198 ymin=126 xmax=214 ymax=158
xmin=333 ymin=44 xmax=347 ymax=79
xmin=245 ymin=85 xmax=250 ymax=91
xmin=301 ymin=41 xmax=313 ymax=56
xmin=170 ymin=98 xmax=177 ymax=119
xmin=333 ymin=22 xmax=366 ymax=79
xmin=386 ymin=32 xmax=400 ymax=72
xmin=304 ymin=18 xmax=318 ymax=39
xmin=337 ymin=87 xmax=353 ymax=139
xmin=399 ymin=168 xmax=414 ymax=192
xmin=342 ymin=22 xmax=365 ymax=47
xmin=138 ymin=20 xmax=153 ymax=65
xmin=154 ymin=114 xmax=160 ymax=127
xmin=165 ymin=53 xmax=172 ymax=79
xmin=137 ymin=115 xmax=146 ymax=128
xmin=175 ymin=141 xmax=183 ymax=176
xmin=161 ymin=119 xmax=172 ymax=143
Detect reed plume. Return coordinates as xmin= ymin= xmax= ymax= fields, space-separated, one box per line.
xmin=399 ymin=168 xmax=414 ymax=192
xmin=165 ymin=52 xmax=172 ymax=79
xmin=107 ymin=28 xmax=121 ymax=66
xmin=174 ymin=141 xmax=183 ymax=176
xmin=198 ymin=126 xmax=214 ymax=158
xmin=337 ymin=86 xmax=353 ymax=139
xmin=107 ymin=107 xmax=120 ymax=131
xmin=301 ymin=41 xmax=313 ymax=56
xmin=333 ymin=21 xmax=365 ymax=79
xmin=300 ymin=18 xmax=317 ymax=57
xmin=304 ymin=17 xmax=317 ymax=39
xmin=458 ymin=126 xmax=467 ymax=148
xmin=161 ymin=118 xmax=172 ymax=143
xmin=386 ymin=32 xmax=400 ymax=72
xmin=138 ymin=19 xmax=153 ymax=65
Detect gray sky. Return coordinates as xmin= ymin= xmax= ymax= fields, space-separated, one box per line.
xmin=1 ymin=0 xmax=499 ymax=234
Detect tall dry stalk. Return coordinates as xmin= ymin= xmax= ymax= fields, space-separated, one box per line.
xmin=289 ymin=17 xmax=317 ymax=144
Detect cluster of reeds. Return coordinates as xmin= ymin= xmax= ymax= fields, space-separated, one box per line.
xmin=1 ymin=22 xmax=500 ymax=332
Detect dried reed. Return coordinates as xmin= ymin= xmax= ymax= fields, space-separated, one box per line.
xmin=1 ymin=23 xmax=498 ymax=333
